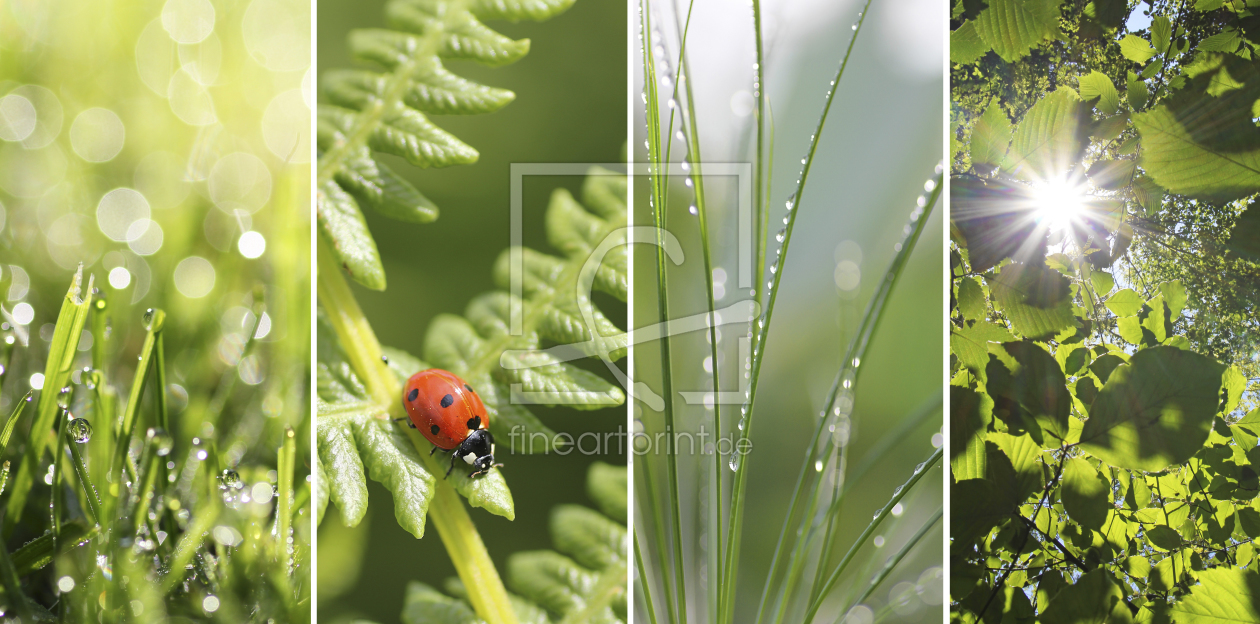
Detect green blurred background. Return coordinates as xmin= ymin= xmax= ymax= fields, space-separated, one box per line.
xmin=631 ymin=0 xmax=944 ymax=620
xmin=316 ymin=0 xmax=627 ymax=621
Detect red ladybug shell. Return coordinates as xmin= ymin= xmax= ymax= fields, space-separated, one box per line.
xmin=403 ymin=369 xmax=488 ymax=450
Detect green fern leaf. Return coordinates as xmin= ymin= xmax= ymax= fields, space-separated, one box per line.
xmin=401 ymin=463 xmax=628 ymax=624
xmin=317 ymin=0 xmax=574 ymax=290
xmin=317 ymin=170 xmax=623 ymax=537
xmin=316 ymin=312 xmax=516 ymax=536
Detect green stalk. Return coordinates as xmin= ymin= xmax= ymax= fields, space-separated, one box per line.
xmin=634 ymin=534 xmax=660 ymax=624
xmin=278 ymin=425 xmax=296 ymax=567
xmin=832 ymin=506 xmax=942 ymax=622
xmin=161 ymin=503 xmax=220 ymax=594
xmin=317 ymin=243 xmax=519 ymax=624
xmin=752 ymin=173 xmax=940 ymax=623
xmin=0 ymin=390 xmax=34 ymax=456
xmin=66 ymin=425 xmax=103 ymax=525
xmin=800 ymin=447 xmax=942 ymax=622
xmin=636 ymin=421 xmax=678 ymax=623
xmin=0 ymin=528 xmax=33 ymax=622
xmin=808 ymin=392 xmax=941 ymax=603
xmin=109 ymin=308 xmax=163 ymax=491
xmin=726 ymin=1 xmax=878 ymax=615
xmin=640 ymin=3 xmax=688 ymax=622
xmin=660 ymin=1 xmax=726 ymax=618
xmin=5 ymin=267 xmax=93 ymax=536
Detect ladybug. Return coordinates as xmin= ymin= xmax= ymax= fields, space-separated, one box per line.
xmin=401 ymin=369 xmax=499 ymax=478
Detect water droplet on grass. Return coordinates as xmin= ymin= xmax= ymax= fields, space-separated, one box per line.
xmin=68 ymin=418 xmax=92 ymax=443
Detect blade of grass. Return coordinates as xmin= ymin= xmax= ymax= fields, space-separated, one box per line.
xmin=5 ymin=267 xmax=93 ymax=537
xmin=724 ymin=1 xmax=879 ymax=616
xmin=317 ymin=242 xmax=520 ymax=624
xmin=660 ymin=0 xmax=727 ymax=619
xmin=639 ymin=2 xmax=689 ymax=622
xmin=161 ymin=502 xmax=220 ymax=594
xmin=634 ymin=533 xmax=660 ymax=624
xmin=801 ymin=447 xmax=942 ymax=622
xmin=830 ymin=506 xmax=942 ymax=623
xmin=278 ymin=425 xmax=296 ymax=568
xmin=65 ymin=422 xmax=103 ymax=525
xmin=753 ymin=169 xmax=940 ymax=623
xmin=635 ymin=424 xmax=678 ymax=623
xmin=808 ymin=392 xmax=941 ymax=603
xmin=108 ymin=308 xmax=163 ymax=497
xmin=0 ymin=390 xmax=34 ymax=456
xmin=0 ymin=526 xmax=33 ymax=622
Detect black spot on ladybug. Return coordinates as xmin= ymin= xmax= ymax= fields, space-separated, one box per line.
xmin=440 ymin=394 xmax=454 ymax=408
xmin=465 ymin=384 xmax=474 ymax=394
xmin=467 ymin=416 xmax=481 ymax=430
xmin=407 ymin=388 xmax=419 ymax=402
xmin=430 ymin=425 xmax=440 ymax=436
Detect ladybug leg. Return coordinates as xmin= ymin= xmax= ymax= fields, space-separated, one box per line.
xmin=393 ymin=417 xmax=416 ymax=429
xmin=445 ymin=451 xmax=459 ymax=479
xmin=430 ymin=444 xmax=440 ymax=456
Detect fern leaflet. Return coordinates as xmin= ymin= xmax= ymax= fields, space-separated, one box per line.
xmin=316 ymin=0 xmax=576 ymax=290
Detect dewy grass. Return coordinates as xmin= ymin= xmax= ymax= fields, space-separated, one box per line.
xmin=635 ymin=0 xmax=944 ymax=620
xmin=0 ymin=266 xmax=311 ymax=621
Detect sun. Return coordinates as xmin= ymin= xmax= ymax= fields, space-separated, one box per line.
xmin=1032 ymin=178 xmax=1088 ymax=232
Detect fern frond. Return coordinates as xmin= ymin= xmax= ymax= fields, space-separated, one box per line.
xmin=316 ymin=0 xmax=576 ymax=290
xmin=401 ymin=463 xmax=628 ymax=624
xmin=316 ymin=169 xmax=626 ymax=536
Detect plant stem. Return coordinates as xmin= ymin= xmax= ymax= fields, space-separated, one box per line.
xmin=634 ymin=534 xmax=661 ymax=624
xmin=317 ymin=242 xmax=520 ymax=624
xmin=801 ymin=447 xmax=941 ymax=622
xmin=640 ymin=2 xmax=689 ymax=622
xmin=278 ymin=426 xmax=296 ymax=568
xmin=5 ymin=268 xmax=93 ymax=537
xmin=66 ymin=427 xmax=103 ymax=525
xmin=723 ymin=1 xmax=877 ymax=614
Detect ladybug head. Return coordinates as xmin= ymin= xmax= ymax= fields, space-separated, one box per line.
xmin=460 ymin=429 xmax=499 ymax=476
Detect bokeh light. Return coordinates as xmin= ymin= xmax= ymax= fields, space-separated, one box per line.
xmin=96 ymin=188 xmax=151 ymax=242
xmin=69 ymin=108 xmax=125 ymax=162
xmin=161 ymin=0 xmax=216 ymax=44
xmin=173 ymin=256 xmax=215 ymax=298
xmin=11 ymin=302 xmax=34 ymax=325
xmin=0 ymin=94 xmax=37 ymax=142
xmin=108 ymin=266 xmax=132 ymax=289
xmin=237 ymin=231 xmax=265 ymax=258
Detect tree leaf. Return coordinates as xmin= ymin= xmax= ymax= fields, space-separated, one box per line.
xmin=972 ymin=0 xmax=1064 ymax=63
xmin=1040 ymin=569 xmax=1134 ymax=624
xmin=987 ymin=341 xmax=1073 ymax=441
xmin=1006 ymin=87 xmax=1085 ymax=180
xmin=1134 ymin=105 xmax=1260 ymax=202
xmin=1167 ymin=567 xmax=1260 ymax=623
xmin=1105 ymin=288 xmax=1144 ymax=317
xmin=1062 ymin=457 xmax=1112 ymax=531
xmin=1120 ymin=34 xmax=1156 ymax=64
xmin=951 ymin=177 xmax=1046 ymax=273
xmin=952 ymin=20 xmax=992 ymax=65
xmin=1152 ymin=15 xmax=1171 ymax=53
xmin=1079 ymin=70 xmax=1120 ymax=115
xmin=990 ymin=262 xmax=1075 ymax=338
xmin=1078 ymin=347 xmax=1226 ymax=472
xmin=952 ymin=386 xmax=993 ymax=480
xmin=957 ymin=276 xmax=988 ymax=320
xmin=952 ymin=479 xmax=1016 ymax=545
xmin=1090 ymin=270 xmax=1115 ymax=295
xmin=970 ymin=100 xmax=1013 ymax=168
xmin=1222 ymin=366 xmax=1248 ymax=415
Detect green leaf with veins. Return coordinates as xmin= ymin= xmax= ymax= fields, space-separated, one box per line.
xmin=317 ymin=0 xmax=576 ymax=289
xmin=1078 ymin=347 xmax=1226 ymax=472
